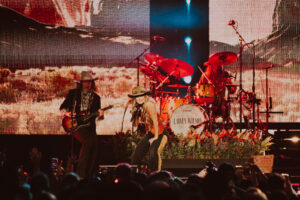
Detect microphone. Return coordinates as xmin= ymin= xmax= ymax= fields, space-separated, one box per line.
xmin=153 ymin=35 xmax=166 ymax=42
xmin=228 ymin=20 xmax=236 ymax=26
xmin=232 ymin=72 xmax=237 ymax=80
xmin=263 ymin=64 xmax=274 ymax=69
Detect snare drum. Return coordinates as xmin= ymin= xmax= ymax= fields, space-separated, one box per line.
xmin=194 ymin=83 xmax=215 ymax=105
xmin=170 ymin=104 xmax=207 ymax=135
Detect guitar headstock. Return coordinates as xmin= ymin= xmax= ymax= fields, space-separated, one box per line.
xmin=102 ymin=103 xmax=123 ymax=111
xmin=112 ymin=103 xmax=123 ymax=108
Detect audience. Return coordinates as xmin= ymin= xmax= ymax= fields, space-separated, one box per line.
xmin=1 ymin=153 xmax=300 ymax=200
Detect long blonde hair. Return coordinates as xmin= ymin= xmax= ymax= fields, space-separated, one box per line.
xmin=131 ymin=95 xmax=149 ymax=112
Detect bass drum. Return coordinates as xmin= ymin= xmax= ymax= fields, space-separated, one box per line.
xmin=170 ymin=104 xmax=207 ymax=136
xmin=158 ymin=96 xmax=189 ymax=125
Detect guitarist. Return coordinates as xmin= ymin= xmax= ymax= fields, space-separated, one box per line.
xmin=128 ymin=86 xmax=168 ymax=172
xmin=60 ymin=71 xmax=104 ymax=179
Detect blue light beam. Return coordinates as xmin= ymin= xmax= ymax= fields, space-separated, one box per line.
xmin=186 ymin=0 xmax=191 ymax=16
xmin=182 ymin=76 xmax=192 ymax=84
xmin=184 ymin=36 xmax=192 ymax=46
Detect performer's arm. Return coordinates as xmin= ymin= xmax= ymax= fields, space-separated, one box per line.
xmin=96 ymin=95 xmax=104 ymax=119
xmin=60 ymin=90 xmax=75 ymax=112
xmin=199 ymin=65 xmax=213 ymax=84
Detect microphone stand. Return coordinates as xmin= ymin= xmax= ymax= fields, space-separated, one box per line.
xmin=265 ymin=66 xmax=269 ymax=133
xmin=126 ymin=40 xmax=159 ymax=86
xmin=69 ymin=88 xmax=78 ymax=172
xmin=250 ymin=43 xmax=255 ymax=132
xmin=260 ymin=65 xmax=283 ymax=136
xmin=229 ymin=23 xmax=255 ymax=132
xmin=121 ymin=100 xmax=131 ymax=132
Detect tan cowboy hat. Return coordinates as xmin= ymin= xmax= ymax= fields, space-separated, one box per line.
xmin=128 ymin=86 xmax=151 ymax=98
xmin=80 ymin=71 xmax=97 ymax=81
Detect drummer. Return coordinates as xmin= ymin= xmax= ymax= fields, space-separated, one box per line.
xmin=199 ymin=61 xmax=237 ymax=124
xmin=199 ymin=61 xmax=236 ymax=95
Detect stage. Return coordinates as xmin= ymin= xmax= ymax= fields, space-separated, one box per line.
xmin=0 ymin=2 xmax=300 ymax=198
xmin=1 ymin=122 xmax=300 ymax=182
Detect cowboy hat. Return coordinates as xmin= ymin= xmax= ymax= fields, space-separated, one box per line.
xmin=128 ymin=86 xmax=151 ymax=98
xmin=80 ymin=71 xmax=98 ymax=81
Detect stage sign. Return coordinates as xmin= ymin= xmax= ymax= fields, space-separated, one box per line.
xmin=252 ymin=154 xmax=274 ymax=173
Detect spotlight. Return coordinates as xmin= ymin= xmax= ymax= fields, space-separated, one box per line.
xmin=184 ymin=36 xmax=192 ymax=46
xmin=186 ymin=0 xmax=191 ymax=5
xmin=182 ymin=76 xmax=192 ymax=84
xmin=284 ymin=136 xmax=300 ymax=143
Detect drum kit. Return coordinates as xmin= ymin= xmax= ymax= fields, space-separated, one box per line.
xmin=137 ymin=51 xmax=243 ymax=135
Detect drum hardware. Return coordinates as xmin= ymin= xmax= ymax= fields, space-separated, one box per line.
xmin=126 ymin=36 xmax=165 ymax=86
xmin=155 ymin=91 xmax=179 ymax=95
xmin=229 ymin=20 xmax=256 ymax=132
xmin=186 ymin=86 xmax=192 ymax=104
xmin=138 ymin=47 xmax=263 ymax=134
xmin=188 ymin=104 xmax=216 ymax=132
xmin=167 ymin=84 xmax=188 ymax=88
xmin=189 ymin=120 xmax=209 ymax=131
xmin=259 ymin=64 xmax=283 ymax=135
xmin=140 ymin=52 xmax=169 ymax=96
xmin=155 ymin=70 xmax=175 ymax=90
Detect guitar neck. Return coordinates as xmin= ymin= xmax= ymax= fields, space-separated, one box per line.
xmin=88 ymin=105 xmax=113 ymax=117
xmin=79 ymin=104 xmax=116 ymax=121
xmin=102 ymin=105 xmax=113 ymax=111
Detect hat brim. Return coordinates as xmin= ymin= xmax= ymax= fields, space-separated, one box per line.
xmin=128 ymin=91 xmax=151 ymax=98
xmin=80 ymin=78 xmax=98 ymax=82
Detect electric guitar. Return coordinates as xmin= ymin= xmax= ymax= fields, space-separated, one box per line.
xmin=62 ymin=103 xmax=121 ymax=133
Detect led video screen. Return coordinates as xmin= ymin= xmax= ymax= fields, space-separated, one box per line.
xmin=0 ymin=0 xmax=149 ymax=134
xmin=209 ymin=0 xmax=300 ymax=123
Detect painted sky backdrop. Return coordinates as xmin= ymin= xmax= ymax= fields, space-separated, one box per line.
xmin=210 ymin=0 xmax=276 ymax=45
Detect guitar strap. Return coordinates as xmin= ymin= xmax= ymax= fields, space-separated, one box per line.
xmin=71 ymin=90 xmax=78 ymax=127
xmin=87 ymin=92 xmax=94 ymax=115
xmin=72 ymin=94 xmax=77 ymax=116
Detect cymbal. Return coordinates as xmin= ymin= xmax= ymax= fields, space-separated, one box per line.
xmin=144 ymin=52 xmax=165 ymax=65
xmin=160 ymin=59 xmax=194 ymax=77
xmin=140 ymin=65 xmax=170 ymax=83
xmin=168 ymin=84 xmax=188 ymax=88
xmin=208 ymin=52 xmax=238 ymax=66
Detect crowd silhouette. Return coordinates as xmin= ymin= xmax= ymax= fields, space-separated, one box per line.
xmin=0 ymin=148 xmax=299 ymax=200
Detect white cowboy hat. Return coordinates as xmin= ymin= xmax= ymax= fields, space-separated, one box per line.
xmin=128 ymin=86 xmax=151 ymax=98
